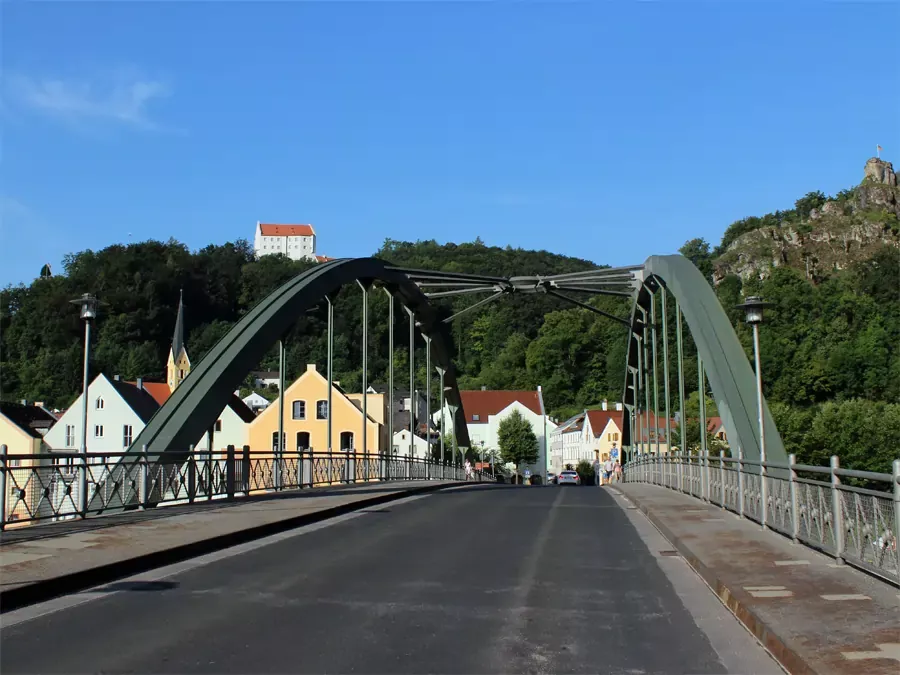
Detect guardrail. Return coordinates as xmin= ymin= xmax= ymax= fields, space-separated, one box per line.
xmin=0 ymin=445 xmax=488 ymax=530
xmin=623 ymin=451 xmax=900 ymax=586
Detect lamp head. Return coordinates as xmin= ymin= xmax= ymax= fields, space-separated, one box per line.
xmin=735 ymin=295 xmax=774 ymax=325
xmin=70 ymin=293 xmax=99 ymax=321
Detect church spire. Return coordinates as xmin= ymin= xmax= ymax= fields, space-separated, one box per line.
xmin=172 ymin=288 xmax=185 ymax=362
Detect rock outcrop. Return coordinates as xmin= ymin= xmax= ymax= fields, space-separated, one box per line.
xmin=712 ymin=158 xmax=900 ymax=284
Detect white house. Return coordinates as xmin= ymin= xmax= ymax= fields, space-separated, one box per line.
xmin=242 ymin=391 xmax=271 ymax=414
xmin=433 ymin=387 xmax=556 ymax=477
xmin=43 ymin=374 xmax=161 ymax=457
xmin=253 ymin=222 xmax=317 ymax=262
xmin=392 ymin=429 xmax=431 ymax=459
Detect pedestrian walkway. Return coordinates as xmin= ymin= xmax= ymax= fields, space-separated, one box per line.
xmin=613 ymin=483 xmax=900 ymax=675
xmin=0 ymin=480 xmax=462 ymax=612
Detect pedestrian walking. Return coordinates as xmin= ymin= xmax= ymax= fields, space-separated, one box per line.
xmin=604 ymin=458 xmax=615 ymax=485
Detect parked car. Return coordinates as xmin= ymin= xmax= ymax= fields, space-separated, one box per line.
xmin=547 ymin=472 xmax=558 ymax=484
xmin=557 ymin=470 xmax=580 ymax=485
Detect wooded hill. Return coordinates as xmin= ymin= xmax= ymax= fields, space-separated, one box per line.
xmin=2 ymin=198 xmax=898 ymax=473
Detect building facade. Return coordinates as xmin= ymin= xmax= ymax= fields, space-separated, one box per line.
xmin=247 ymin=364 xmax=385 ymax=455
xmin=253 ymin=223 xmax=317 ymax=262
xmin=433 ymin=387 xmax=556 ymax=476
xmin=0 ymin=401 xmax=58 ymax=526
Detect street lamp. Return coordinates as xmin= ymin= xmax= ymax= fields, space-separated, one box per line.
xmin=736 ymin=295 xmax=775 ymax=529
xmin=735 ymin=295 xmax=775 ymax=462
xmin=69 ymin=293 xmax=99 ymax=516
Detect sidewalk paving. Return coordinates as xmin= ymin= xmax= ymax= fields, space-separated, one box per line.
xmin=0 ymin=480 xmax=464 ymax=612
xmin=614 ymin=483 xmax=900 ymax=675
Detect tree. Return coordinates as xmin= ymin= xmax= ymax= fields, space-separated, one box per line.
xmin=498 ymin=410 xmax=538 ymax=483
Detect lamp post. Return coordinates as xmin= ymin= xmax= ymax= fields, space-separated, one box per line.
xmin=736 ymin=295 xmax=775 ymax=527
xmin=70 ymin=293 xmax=99 ymax=517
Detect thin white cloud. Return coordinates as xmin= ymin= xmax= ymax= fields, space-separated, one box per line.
xmin=6 ymin=71 xmax=173 ymax=131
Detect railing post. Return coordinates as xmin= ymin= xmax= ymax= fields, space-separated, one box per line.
xmin=719 ymin=450 xmax=725 ymax=509
xmin=703 ymin=451 xmax=711 ymax=504
xmin=0 ymin=445 xmax=8 ymax=531
xmin=187 ymin=444 xmax=196 ymax=503
xmin=226 ymin=445 xmax=235 ymax=500
xmin=79 ymin=449 xmax=89 ymax=519
xmin=242 ymin=445 xmax=250 ymax=495
xmin=140 ymin=446 xmax=150 ymax=508
xmin=789 ymin=453 xmax=799 ymax=543
xmin=737 ymin=446 xmax=745 ymax=519
xmin=831 ymin=455 xmax=844 ymax=564
xmin=892 ymin=459 xmax=900 ymax=584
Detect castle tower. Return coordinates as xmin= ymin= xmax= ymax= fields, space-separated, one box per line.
xmin=166 ymin=289 xmax=191 ymax=392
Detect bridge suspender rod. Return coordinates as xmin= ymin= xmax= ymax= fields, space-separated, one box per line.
xmin=277 ymin=339 xmax=285 ymax=490
xmin=327 ymin=296 xmax=334 ymax=454
xmin=407 ymin=307 xmax=415 ymax=463
xmin=359 ymin=281 xmax=368 ymax=479
xmin=545 ymin=290 xmax=631 ymax=327
xmin=676 ymin=299 xmax=686 ymax=461
xmin=651 ymin=292 xmax=661 ymax=457
xmin=425 ymin=335 xmax=432 ymax=476
xmin=441 ymin=291 xmax=505 ymax=324
xmin=641 ymin=309 xmax=651 ymax=458
xmin=662 ymin=289 xmax=672 ymax=454
xmin=385 ymin=288 xmax=394 ymax=481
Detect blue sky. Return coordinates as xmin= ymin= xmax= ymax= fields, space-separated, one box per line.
xmin=2 ymin=1 xmax=898 ymax=287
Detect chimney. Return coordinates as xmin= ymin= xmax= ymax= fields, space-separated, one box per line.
xmin=481 ymin=385 xmax=487 ymax=391
xmin=602 ymin=399 xmax=608 ymax=411
xmin=114 ymin=375 xmax=121 ymax=382
xmin=34 ymin=401 xmax=44 ymax=408
xmin=136 ymin=378 xmax=144 ymax=390
xmin=616 ymin=402 xmax=623 ymax=411
xmin=306 ymin=363 xmax=316 ymax=372
xmin=20 ymin=399 xmax=27 ymax=406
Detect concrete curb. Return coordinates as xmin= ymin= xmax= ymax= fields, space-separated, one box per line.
xmin=0 ymin=481 xmax=468 ymax=614
xmin=616 ymin=487 xmax=816 ymax=675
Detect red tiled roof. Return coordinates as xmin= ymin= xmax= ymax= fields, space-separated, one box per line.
xmin=707 ymin=416 xmax=724 ymax=432
xmin=585 ymin=410 xmax=625 ymax=438
xmin=460 ymin=390 xmax=542 ymax=424
xmin=127 ymin=381 xmax=171 ymax=406
xmin=259 ymin=223 xmax=315 ymax=237
xmin=315 ymin=255 xmax=334 ymax=262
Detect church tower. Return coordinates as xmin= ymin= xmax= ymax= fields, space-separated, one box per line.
xmin=166 ymin=290 xmax=191 ymax=392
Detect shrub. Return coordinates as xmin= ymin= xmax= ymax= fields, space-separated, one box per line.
xmin=575 ymin=459 xmax=595 ymax=485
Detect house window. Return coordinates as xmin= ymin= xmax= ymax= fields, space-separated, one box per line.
xmin=94 ymin=425 xmax=104 ymax=438
xmin=179 ymin=369 xmax=184 ymax=378
xmin=271 ymin=432 xmax=285 ymax=452
xmin=296 ymin=432 xmax=310 ymax=451
xmin=472 ymin=414 xmax=480 ymax=421
xmin=95 ymin=397 xmax=104 ymax=410
xmin=292 ymin=400 xmax=306 ymax=420
xmin=123 ymin=425 xmax=133 ymax=448
xmin=316 ymin=400 xmax=328 ymax=420
xmin=65 ymin=425 xmax=75 ymax=447
xmin=340 ymin=431 xmax=354 ymax=451
xmin=215 ymin=419 xmax=222 ymax=432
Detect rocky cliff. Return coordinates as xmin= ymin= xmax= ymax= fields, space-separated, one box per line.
xmin=713 ymin=158 xmax=900 ymax=283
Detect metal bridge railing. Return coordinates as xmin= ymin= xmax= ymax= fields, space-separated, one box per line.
xmin=0 ymin=444 xmax=488 ymax=531
xmin=623 ymin=451 xmax=900 ymax=586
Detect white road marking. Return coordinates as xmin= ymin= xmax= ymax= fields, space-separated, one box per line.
xmin=743 ymin=585 xmax=793 ymax=598
xmin=773 ymin=560 xmax=810 ymax=566
xmin=820 ymin=594 xmax=870 ymax=601
xmin=841 ymin=643 xmax=900 ymax=662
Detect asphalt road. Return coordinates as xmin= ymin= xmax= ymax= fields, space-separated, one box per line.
xmin=1 ymin=485 xmax=778 ymax=674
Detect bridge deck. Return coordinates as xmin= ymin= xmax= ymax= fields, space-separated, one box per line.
xmin=0 ymin=480 xmax=460 ymax=609
xmin=616 ymin=483 xmax=900 ymax=675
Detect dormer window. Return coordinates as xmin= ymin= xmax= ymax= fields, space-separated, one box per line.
xmin=95 ymin=397 xmax=104 ymax=410
xmin=472 ymin=414 xmax=480 ymax=421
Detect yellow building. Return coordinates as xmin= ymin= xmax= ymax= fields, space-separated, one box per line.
xmin=0 ymin=401 xmax=57 ymax=527
xmin=248 ymin=364 xmax=386 ymax=455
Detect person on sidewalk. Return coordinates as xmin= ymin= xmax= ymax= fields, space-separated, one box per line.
xmin=593 ymin=456 xmax=602 ymax=486
xmin=464 ymin=460 xmax=473 ymax=480
xmin=604 ymin=458 xmax=615 ymax=485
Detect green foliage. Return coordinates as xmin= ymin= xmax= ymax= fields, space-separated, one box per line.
xmin=497 ymin=409 xmax=539 ymax=468
xmin=575 ymin=459 xmax=595 ymax=484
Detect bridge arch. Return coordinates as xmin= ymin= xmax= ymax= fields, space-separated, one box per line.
xmin=132 ymin=257 xmax=471 ymax=453
xmin=622 ymin=254 xmax=788 ymax=465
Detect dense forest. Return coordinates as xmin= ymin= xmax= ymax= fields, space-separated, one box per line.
xmin=1 ymin=193 xmax=898 ymax=473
